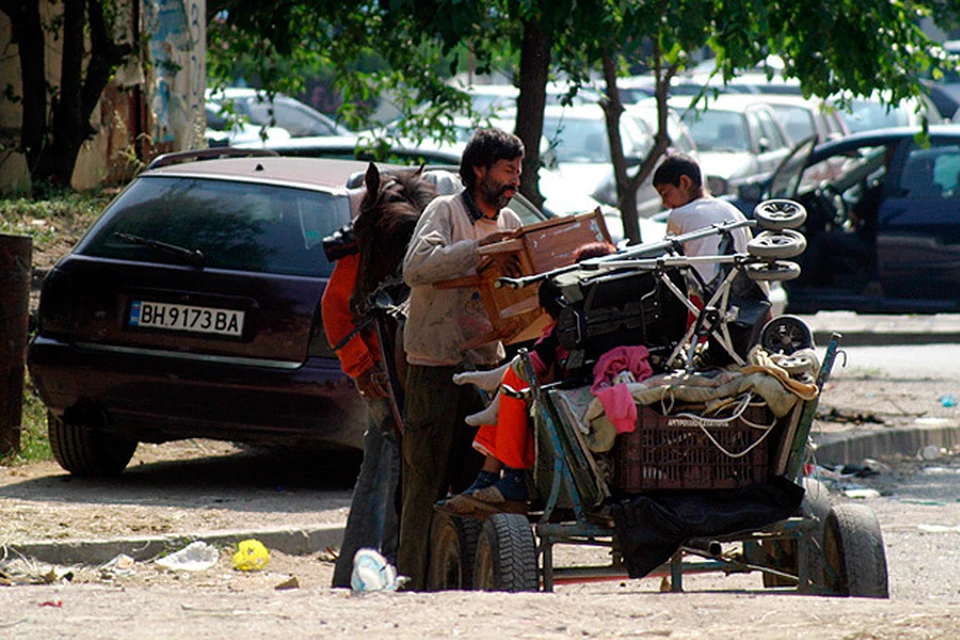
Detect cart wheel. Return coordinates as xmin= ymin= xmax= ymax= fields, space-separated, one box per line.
xmin=427 ymin=512 xmax=481 ymax=591
xmin=820 ymin=503 xmax=889 ymax=598
xmin=761 ymin=477 xmax=834 ymax=588
xmin=753 ymin=199 xmax=807 ymax=230
xmin=747 ymin=229 xmax=807 ymax=260
xmin=761 ymin=315 xmax=814 ymax=355
xmin=746 ymin=260 xmax=801 ymax=282
xmin=474 ymin=513 xmax=539 ymax=592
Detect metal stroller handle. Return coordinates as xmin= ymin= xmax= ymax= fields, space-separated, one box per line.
xmin=496 ymin=218 xmax=757 ymax=290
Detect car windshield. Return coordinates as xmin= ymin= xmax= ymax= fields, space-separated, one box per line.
xmin=77 ymin=176 xmax=350 ymax=277
xmin=769 ymin=104 xmax=817 ymax=143
xmin=680 ymin=110 xmax=749 ymax=152
xmin=769 ymin=137 xmax=817 ymax=197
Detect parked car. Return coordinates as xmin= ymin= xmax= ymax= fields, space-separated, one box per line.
xmin=728 ymin=125 xmax=960 ymax=313
xmin=670 ymin=94 xmax=794 ymax=196
xmin=207 ymin=88 xmax=352 ymax=141
xmin=237 ymin=133 xmax=630 ymax=235
xmin=590 ymin=99 xmax=701 ymax=217
xmin=831 ymin=90 xmax=945 ymax=134
xmin=757 ymin=94 xmax=849 ymax=145
xmin=27 ymin=150 xmax=419 ymax=475
xmin=204 ymin=103 xmax=291 ymax=147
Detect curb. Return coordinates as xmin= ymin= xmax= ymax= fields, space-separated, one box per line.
xmin=811 ymin=329 xmax=960 ymax=347
xmin=9 ymin=424 xmax=960 ymax=567
xmin=811 ymin=422 xmax=960 ymax=467
xmin=7 ymin=523 xmax=345 ymax=567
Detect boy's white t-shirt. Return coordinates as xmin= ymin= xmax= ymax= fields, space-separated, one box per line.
xmin=666 ymin=197 xmax=752 ymax=282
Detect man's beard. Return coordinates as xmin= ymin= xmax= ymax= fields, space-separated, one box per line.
xmin=479 ymin=176 xmax=514 ymax=211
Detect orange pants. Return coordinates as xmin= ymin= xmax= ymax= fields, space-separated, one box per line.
xmin=472 ymin=367 xmax=535 ymax=469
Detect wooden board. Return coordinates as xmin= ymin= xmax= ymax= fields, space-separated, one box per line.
xmin=442 ymin=208 xmax=612 ymax=349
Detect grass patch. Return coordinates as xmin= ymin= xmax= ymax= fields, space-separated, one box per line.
xmin=1 ymin=375 xmax=53 ymax=466
xmin=0 ymin=187 xmax=113 ymax=268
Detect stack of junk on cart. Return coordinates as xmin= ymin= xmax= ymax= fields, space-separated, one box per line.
xmin=366 ymin=199 xmax=889 ymax=598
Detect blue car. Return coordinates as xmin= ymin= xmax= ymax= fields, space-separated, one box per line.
xmin=729 ymin=126 xmax=960 ymax=313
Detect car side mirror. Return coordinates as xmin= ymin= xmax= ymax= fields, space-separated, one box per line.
xmin=757 ymin=137 xmax=771 ymax=153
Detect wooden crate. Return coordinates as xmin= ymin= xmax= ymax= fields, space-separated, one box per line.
xmin=439 ymin=208 xmax=612 ymax=348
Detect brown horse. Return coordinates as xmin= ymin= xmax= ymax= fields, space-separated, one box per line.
xmin=350 ymin=163 xmax=437 ymax=423
xmin=350 ymin=163 xmax=437 ymax=316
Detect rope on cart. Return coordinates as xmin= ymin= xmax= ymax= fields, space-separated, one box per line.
xmin=671 ymin=392 xmax=779 ymax=459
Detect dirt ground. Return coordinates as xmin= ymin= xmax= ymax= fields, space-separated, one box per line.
xmin=1 ymin=361 xmax=958 ymax=637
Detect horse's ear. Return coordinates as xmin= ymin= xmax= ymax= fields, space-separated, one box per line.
xmin=364 ymin=162 xmax=380 ymax=194
xmin=414 ymin=164 xmax=425 ymax=177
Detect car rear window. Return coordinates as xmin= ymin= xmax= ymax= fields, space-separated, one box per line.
xmin=77 ymin=176 xmax=350 ymax=277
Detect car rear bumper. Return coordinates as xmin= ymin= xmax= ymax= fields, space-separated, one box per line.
xmin=27 ymin=335 xmax=366 ymax=450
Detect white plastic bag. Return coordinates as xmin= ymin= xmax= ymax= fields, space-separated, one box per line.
xmin=155 ymin=541 xmax=220 ymax=571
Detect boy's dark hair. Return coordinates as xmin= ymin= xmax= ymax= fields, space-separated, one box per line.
xmin=460 ymin=128 xmax=525 ymax=191
xmin=652 ymin=153 xmax=703 ymax=189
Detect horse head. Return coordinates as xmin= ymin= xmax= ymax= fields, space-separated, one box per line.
xmin=351 ymin=162 xmax=437 ymax=315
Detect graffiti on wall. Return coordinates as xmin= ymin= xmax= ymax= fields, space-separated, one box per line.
xmin=143 ymin=0 xmax=205 ymax=146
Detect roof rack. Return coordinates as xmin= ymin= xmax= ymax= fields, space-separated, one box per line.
xmin=146 ymin=147 xmax=280 ymax=170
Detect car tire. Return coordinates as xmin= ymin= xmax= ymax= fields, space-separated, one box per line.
xmin=48 ymin=410 xmax=137 ymax=476
xmin=753 ymin=199 xmax=807 ymax=231
xmin=746 ymin=260 xmax=802 ymax=282
xmin=747 ymin=229 xmax=807 ymax=260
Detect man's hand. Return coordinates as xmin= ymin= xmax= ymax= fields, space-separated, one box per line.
xmin=355 ymin=366 xmax=389 ymax=399
xmin=478 ymin=230 xmax=514 ymax=247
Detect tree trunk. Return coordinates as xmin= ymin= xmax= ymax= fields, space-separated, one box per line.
xmin=600 ymin=52 xmax=641 ymax=244
xmin=43 ymin=0 xmax=88 ymax=187
xmin=514 ymin=17 xmax=550 ymax=211
xmin=12 ymin=0 xmax=134 ymax=189
xmin=0 ymin=0 xmax=47 ymax=178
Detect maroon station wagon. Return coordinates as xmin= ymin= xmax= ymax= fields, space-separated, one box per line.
xmin=27 ymin=152 xmax=391 ymax=475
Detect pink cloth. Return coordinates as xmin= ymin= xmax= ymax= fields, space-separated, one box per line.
xmin=591 ymin=346 xmax=654 ymax=434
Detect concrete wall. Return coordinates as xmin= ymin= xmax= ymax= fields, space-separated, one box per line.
xmin=0 ymin=0 xmax=205 ymax=194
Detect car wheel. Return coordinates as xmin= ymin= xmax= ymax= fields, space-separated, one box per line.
xmin=746 ymin=260 xmax=802 ymax=282
xmin=747 ymin=229 xmax=807 ymax=260
xmin=761 ymin=315 xmax=814 ymax=355
xmin=48 ymin=410 xmax=137 ymax=476
xmin=753 ymin=199 xmax=807 ymax=231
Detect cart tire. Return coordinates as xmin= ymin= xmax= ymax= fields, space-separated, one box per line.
xmin=746 ymin=260 xmax=801 ymax=282
xmin=761 ymin=315 xmax=814 ymax=355
xmin=761 ymin=477 xmax=834 ymax=588
xmin=747 ymin=229 xmax=807 ymax=259
xmin=754 ymin=199 xmax=807 ymax=230
xmin=474 ymin=513 xmax=539 ymax=592
xmin=427 ymin=512 xmax=481 ymax=591
xmin=821 ymin=503 xmax=889 ymax=598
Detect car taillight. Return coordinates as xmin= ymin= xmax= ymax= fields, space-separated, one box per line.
xmin=36 ymin=267 xmax=72 ymax=337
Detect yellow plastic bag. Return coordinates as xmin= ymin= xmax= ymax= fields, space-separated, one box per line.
xmin=232 ymin=539 xmax=270 ymax=571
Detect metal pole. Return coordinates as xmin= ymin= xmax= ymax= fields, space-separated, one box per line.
xmin=0 ymin=234 xmax=32 ymax=454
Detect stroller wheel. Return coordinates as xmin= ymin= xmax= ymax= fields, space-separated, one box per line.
xmin=748 ymin=229 xmax=807 ymax=259
xmin=761 ymin=315 xmax=814 ymax=355
xmin=746 ymin=260 xmax=801 ymax=282
xmin=754 ymin=199 xmax=807 ymax=230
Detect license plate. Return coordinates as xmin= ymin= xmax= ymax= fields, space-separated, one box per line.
xmin=128 ymin=300 xmax=244 ymax=337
